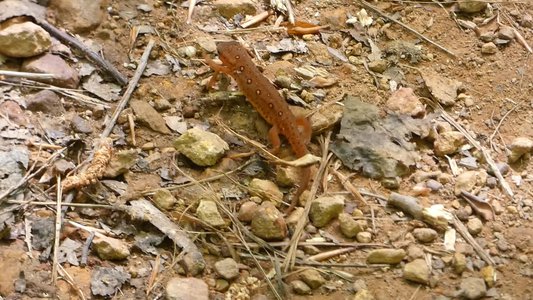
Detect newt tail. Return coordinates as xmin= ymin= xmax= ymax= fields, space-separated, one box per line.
xmin=205 ymin=41 xmax=311 ymax=212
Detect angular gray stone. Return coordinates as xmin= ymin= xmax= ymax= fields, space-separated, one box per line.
xmin=299 ymin=269 xmax=325 ymax=289
xmin=459 ymin=277 xmax=487 ymax=300
xmin=412 ymin=228 xmax=438 ymax=243
xmin=338 ymin=213 xmax=367 ymax=238
xmin=153 ymin=189 xmax=178 ymax=210
xmin=131 ymin=100 xmax=171 ymax=134
xmin=249 ymin=178 xmax=283 ymax=205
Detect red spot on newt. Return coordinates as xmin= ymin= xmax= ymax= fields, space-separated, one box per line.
xmin=206 ymin=41 xmax=312 ymax=212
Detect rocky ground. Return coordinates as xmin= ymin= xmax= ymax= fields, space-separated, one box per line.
xmin=0 ymin=0 xmax=532 ymax=299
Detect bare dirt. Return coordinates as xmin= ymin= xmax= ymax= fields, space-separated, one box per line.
xmin=1 ymin=0 xmax=532 ymax=299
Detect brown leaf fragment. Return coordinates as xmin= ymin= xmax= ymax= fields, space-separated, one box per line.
xmin=460 ymin=191 xmax=494 ymax=221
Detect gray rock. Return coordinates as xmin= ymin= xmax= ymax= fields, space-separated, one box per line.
xmin=166 ymin=277 xmax=209 ymax=300
xmin=49 ymin=0 xmax=105 ymax=33
xmin=196 ymin=200 xmax=225 ymax=227
xmin=250 ymin=201 xmax=287 ymax=240
xmin=153 ymin=189 xmax=178 ymax=210
xmin=22 ymin=53 xmax=80 ymax=88
xmin=421 ymin=70 xmax=463 ymax=106
xmin=481 ymin=42 xmax=498 ymax=54
xmin=309 ymin=195 xmax=345 ymax=227
xmin=131 ymin=100 xmax=171 ymax=134
xmin=70 ymin=114 xmax=93 ymax=133
xmin=479 ymin=31 xmax=495 ymax=42
xmin=521 ymin=14 xmax=533 ymax=28
xmin=174 ymin=128 xmax=228 ymax=166
xmin=426 ymin=179 xmax=443 ymax=191
xmin=290 ymin=280 xmax=311 ymax=295
xmin=0 ymin=21 xmax=51 ymax=58
xmin=299 ymin=269 xmax=325 ymax=289
xmin=248 ymin=179 xmax=283 ymax=205
xmin=367 ymin=248 xmax=406 ymax=264
xmin=368 ymin=59 xmax=387 ymax=73
xmin=214 ymin=258 xmax=239 ymax=280
xmin=459 ymin=277 xmax=487 ymax=299
xmin=412 ymin=228 xmax=438 ymax=243
xmin=338 ymin=213 xmax=366 ymax=238
xmin=403 ymin=259 xmax=430 ymax=285
xmin=467 ymin=217 xmax=483 ymax=236
xmin=25 ymin=90 xmax=65 ymax=116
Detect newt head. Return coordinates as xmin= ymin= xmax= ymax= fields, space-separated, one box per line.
xmin=216 ymin=41 xmax=251 ymax=66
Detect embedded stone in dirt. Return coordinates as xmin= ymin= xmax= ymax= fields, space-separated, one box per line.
xmin=250 ymin=201 xmax=287 ymax=241
xmin=299 ymin=269 xmax=326 ymax=289
xmin=103 ymin=149 xmax=139 ymax=178
xmin=237 ymin=201 xmax=259 ymax=223
xmin=434 ymin=131 xmax=466 ymax=156
xmin=421 ymin=69 xmax=463 ymax=106
xmin=412 ymin=228 xmax=438 ymax=243
xmin=25 ymin=90 xmax=65 ymax=116
xmin=93 ymin=236 xmax=130 ymax=260
xmin=131 ymin=100 xmax=171 ymax=134
xmin=481 ymin=42 xmax=498 ymax=54
xmin=152 ymin=189 xmax=178 ymax=210
xmin=338 ymin=212 xmax=367 ymax=238
xmin=457 ymin=0 xmax=487 ymax=13
xmin=291 ymin=280 xmax=312 ymax=295
xmin=166 ymin=277 xmax=209 ymax=300
xmin=49 ymin=0 xmax=105 ymax=33
xmin=458 ymin=277 xmax=487 ymax=299
xmin=21 ymin=53 xmax=80 ymax=88
xmin=508 ymin=136 xmax=533 ymax=163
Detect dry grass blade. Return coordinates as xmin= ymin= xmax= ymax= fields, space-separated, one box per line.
xmin=52 ymin=175 xmax=63 ymax=284
xmin=451 ymin=215 xmax=495 ymax=266
xmin=0 ymin=70 xmax=55 ymax=80
xmin=101 ymin=39 xmax=156 ymax=138
xmin=283 ymin=133 xmax=333 ymax=272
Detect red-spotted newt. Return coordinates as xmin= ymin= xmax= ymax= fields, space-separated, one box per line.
xmin=205 ymin=41 xmax=312 ymax=212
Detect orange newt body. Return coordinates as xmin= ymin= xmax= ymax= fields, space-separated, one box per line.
xmin=206 ymin=41 xmax=311 ymax=211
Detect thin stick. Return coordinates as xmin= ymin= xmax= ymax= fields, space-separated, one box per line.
xmin=6 ymin=200 xmax=113 ymax=209
xmin=186 ymin=0 xmax=197 ymax=24
xmin=488 ymin=100 xmax=522 ymax=149
xmin=308 ymin=247 xmax=360 ymax=261
xmin=128 ymin=113 xmax=136 ymax=146
xmin=452 ymin=215 xmax=495 ymax=266
xmin=330 ymin=168 xmax=368 ymax=206
xmin=33 ymin=18 xmax=128 ymax=86
xmin=359 ymin=0 xmax=455 ymax=57
xmin=284 ymin=133 xmax=333 ymax=272
xmin=0 ymin=70 xmax=55 ymax=80
xmin=241 ymin=11 xmax=271 ymax=28
xmin=101 ymin=39 xmax=155 ymax=139
xmin=52 ymin=175 xmax=63 ymax=284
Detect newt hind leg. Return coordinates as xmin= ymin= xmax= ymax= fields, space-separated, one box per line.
xmin=267 ymin=125 xmax=281 ymax=155
xmin=295 ymin=116 xmax=312 ymax=144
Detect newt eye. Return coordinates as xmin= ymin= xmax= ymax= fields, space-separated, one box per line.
xmin=235 ymin=55 xmax=240 ymax=59
xmin=268 ymin=103 xmax=273 ymax=108
xmin=239 ymin=66 xmax=245 ymax=71
xmin=256 ymin=90 xmax=261 ymax=95
xmin=278 ymin=111 xmax=283 ymax=116
xmin=246 ymin=79 xmax=252 ymax=84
